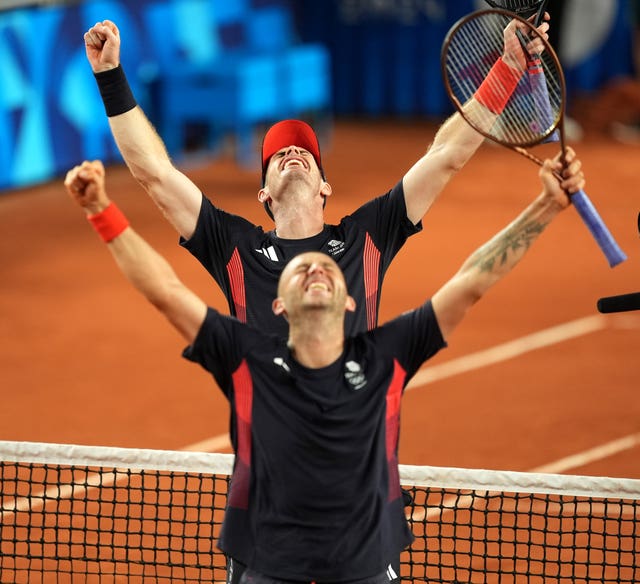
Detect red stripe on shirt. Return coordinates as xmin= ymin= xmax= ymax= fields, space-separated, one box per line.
xmin=226 ymin=248 xmax=247 ymax=323
xmin=363 ymin=233 xmax=381 ymax=330
xmin=229 ymin=359 xmax=253 ymax=509
xmin=386 ymin=359 xmax=406 ymax=502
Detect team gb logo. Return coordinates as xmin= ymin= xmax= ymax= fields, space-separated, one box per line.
xmin=344 ymin=360 xmax=367 ymax=390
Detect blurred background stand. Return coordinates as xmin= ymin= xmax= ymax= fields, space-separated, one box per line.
xmin=0 ymin=0 xmax=636 ymax=192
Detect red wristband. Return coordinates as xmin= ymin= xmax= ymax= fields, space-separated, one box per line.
xmin=87 ymin=203 xmax=129 ymax=243
xmin=474 ymin=58 xmax=523 ymax=114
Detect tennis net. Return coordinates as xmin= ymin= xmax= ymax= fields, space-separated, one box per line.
xmin=1 ymin=440 xmax=639 ymax=583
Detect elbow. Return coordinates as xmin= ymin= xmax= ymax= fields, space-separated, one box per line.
xmin=430 ymin=142 xmax=470 ymax=177
xmin=147 ymin=279 xmax=182 ymax=313
xmin=458 ymin=270 xmax=491 ymax=311
xmin=127 ymin=151 xmax=173 ymax=191
xmin=439 ymin=131 xmax=484 ymax=174
xmin=446 ymin=144 xmax=476 ymax=174
xmin=132 ymin=163 xmax=177 ymax=215
xmin=134 ymin=162 xmax=169 ymax=192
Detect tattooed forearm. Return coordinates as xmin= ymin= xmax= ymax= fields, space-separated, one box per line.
xmin=470 ymin=215 xmax=549 ymax=273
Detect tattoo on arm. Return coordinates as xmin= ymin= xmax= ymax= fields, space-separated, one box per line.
xmin=471 ymin=216 xmax=548 ymax=273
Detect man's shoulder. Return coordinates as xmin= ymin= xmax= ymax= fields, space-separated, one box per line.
xmin=347 ymin=182 xmax=404 ymax=211
xmin=339 ymin=181 xmax=405 ymax=221
xmin=199 ymin=308 xmax=282 ymax=355
xmin=200 ymin=195 xmax=268 ymax=234
xmin=362 ymin=302 xmax=437 ymax=344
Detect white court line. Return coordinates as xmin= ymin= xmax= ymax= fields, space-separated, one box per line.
xmin=530 ymin=432 xmax=640 ymax=474
xmin=405 ymin=314 xmax=607 ymax=389
xmin=181 ymin=314 xmax=640 ymax=473
xmin=181 ymin=433 xmax=232 ymax=453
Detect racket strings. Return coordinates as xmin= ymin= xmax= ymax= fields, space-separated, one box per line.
xmin=446 ymin=19 xmax=529 ymax=141
xmin=443 ymin=9 xmax=627 ymax=269
xmin=443 ymin=11 xmax=562 ymax=147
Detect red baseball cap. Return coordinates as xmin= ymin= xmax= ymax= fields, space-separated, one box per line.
xmin=261 ymin=119 xmax=324 ymax=185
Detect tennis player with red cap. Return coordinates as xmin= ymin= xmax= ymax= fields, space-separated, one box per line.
xmin=82 ymin=15 xmax=554 ymax=584
xmin=261 ymin=118 xmax=325 ymax=183
xmin=260 ymin=119 xmax=326 ymax=217
xmin=82 ymin=17 xmax=547 ymax=339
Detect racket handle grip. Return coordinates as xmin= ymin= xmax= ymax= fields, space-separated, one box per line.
xmin=570 ymin=189 xmax=627 ymax=268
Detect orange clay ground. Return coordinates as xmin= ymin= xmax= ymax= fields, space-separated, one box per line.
xmin=1 ymin=118 xmax=639 ymax=479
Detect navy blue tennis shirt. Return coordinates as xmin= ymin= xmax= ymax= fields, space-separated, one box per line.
xmin=183 ymin=299 xmax=447 ymax=581
xmin=180 ymin=181 xmax=420 ymax=338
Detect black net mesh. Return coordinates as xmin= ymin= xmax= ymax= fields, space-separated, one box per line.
xmin=1 ymin=443 xmax=639 ymax=583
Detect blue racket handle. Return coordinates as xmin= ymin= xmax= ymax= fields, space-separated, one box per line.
xmin=570 ymin=189 xmax=627 ymax=267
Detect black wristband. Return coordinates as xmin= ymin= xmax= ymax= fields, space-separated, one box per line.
xmin=94 ymin=65 xmax=137 ymax=117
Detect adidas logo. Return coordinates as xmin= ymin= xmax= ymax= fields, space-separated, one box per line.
xmin=255 ymin=246 xmax=278 ymax=262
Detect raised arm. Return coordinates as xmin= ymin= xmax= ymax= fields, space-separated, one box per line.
xmin=431 ymin=148 xmax=584 ymax=341
xmin=64 ymin=160 xmax=207 ymax=343
xmin=402 ymin=14 xmax=551 ymax=225
xmin=401 ymin=113 xmax=486 ymax=225
xmin=84 ymin=20 xmax=202 ymax=240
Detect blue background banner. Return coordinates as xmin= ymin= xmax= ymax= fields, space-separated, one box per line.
xmin=0 ymin=0 xmax=634 ymax=191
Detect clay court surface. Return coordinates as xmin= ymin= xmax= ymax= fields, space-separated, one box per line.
xmin=1 ymin=118 xmax=639 ymax=479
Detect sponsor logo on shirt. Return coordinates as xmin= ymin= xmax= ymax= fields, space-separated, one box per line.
xmin=344 ymin=360 xmax=367 ymax=390
xmin=326 ymin=239 xmax=345 ymax=257
xmin=255 ymin=245 xmax=279 ymax=262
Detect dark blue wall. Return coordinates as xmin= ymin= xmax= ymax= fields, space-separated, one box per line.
xmin=0 ymin=0 xmax=634 ymax=191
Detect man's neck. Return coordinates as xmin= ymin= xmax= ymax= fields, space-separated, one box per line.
xmin=273 ymin=212 xmax=324 ymax=240
xmin=288 ymin=315 xmax=345 ymax=368
xmin=271 ymin=190 xmax=325 ymax=239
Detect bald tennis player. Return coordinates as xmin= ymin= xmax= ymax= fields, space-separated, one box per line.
xmin=64 ymin=145 xmax=583 ymax=584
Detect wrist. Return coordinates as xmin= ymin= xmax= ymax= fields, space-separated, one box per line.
xmin=84 ymin=201 xmax=111 ymax=216
xmin=500 ymin=54 xmax=521 ymax=71
xmin=94 ymin=64 xmax=137 ymax=117
xmin=474 ymin=58 xmax=523 ymax=114
xmin=87 ymin=202 xmax=130 ymax=243
xmin=93 ymin=63 xmax=119 ymax=74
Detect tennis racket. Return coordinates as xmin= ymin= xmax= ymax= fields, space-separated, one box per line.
xmin=441 ymin=9 xmax=627 ymax=267
xmin=484 ymin=0 xmax=558 ymax=142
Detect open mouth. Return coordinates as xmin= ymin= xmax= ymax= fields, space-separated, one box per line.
xmin=306 ymin=282 xmax=330 ymax=293
xmin=283 ymin=158 xmax=306 ymax=171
